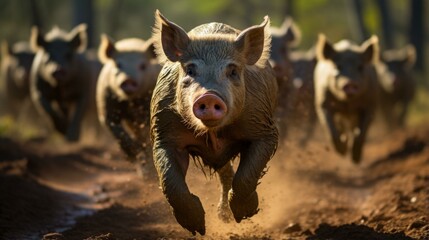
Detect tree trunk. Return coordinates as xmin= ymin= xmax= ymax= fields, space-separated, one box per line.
xmin=408 ymin=0 xmax=425 ymax=73
xmin=285 ymin=0 xmax=295 ymax=19
xmin=29 ymin=0 xmax=43 ymax=30
xmin=106 ymin=0 xmax=123 ymax=38
xmin=346 ymin=0 xmax=369 ymax=42
xmin=375 ymin=0 xmax=394 ymax=49
xmin=72 ymin=0 xmax=94 ymax=48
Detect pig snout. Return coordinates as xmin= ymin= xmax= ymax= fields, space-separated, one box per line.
xmin=52 ymin=68 xmax=66 ymax=80
xmin=192 ymin=93 xmax=227 ymax=125
xmin=120 ymin=78 xmax=139 ymax=94
xmin=343 ymin=83 xmax=359 ymax=96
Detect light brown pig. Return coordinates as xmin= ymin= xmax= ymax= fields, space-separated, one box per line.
xmin=150 ymin=10 xmax=278 ymax=235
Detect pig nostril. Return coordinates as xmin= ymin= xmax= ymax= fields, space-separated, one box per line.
xmin=199 ymin=104 xmax=206 ymax=110
xmin=214 ymin=104 xmax=220 ymax=110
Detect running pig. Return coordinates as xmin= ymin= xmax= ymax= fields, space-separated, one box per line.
xmin=97 ymin=35 xmax=160 ymax=175
xmin=314 ymin=34 xmax=379 ymax=163
xmin=30 ymin=24 xmax=96 ymax=141
xmin=150 ymin=10 xmax=278 ymax=235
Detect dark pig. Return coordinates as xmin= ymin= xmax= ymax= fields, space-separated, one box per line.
xmin=376 ymin=45 xmax=416 ymax=128
xmin=30 ymin=24 xmax=95 ymax=141
xmin=269 ymin=18 xmax=300 ymax=88
xmin=314 ymin=34 xmax=379 ymax=163
xmin=288 ymin=48 xmax=318 ymax=145
xmin=96 ymin=35 xmax=160 ymax=175
xmin=1 ymin=41 xmax=35 ymax=117
xmin=150 ymin=10 xmax=278 ymax=235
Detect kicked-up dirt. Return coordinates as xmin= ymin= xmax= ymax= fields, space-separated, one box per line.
xmin=0 ymin=125 xmax=428 ymax=240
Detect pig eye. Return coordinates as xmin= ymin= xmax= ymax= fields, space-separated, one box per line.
xmin=185 ymin=64 xmax=196 ymax=77
xmin=227 ymin=64 xmax=239 ymax=79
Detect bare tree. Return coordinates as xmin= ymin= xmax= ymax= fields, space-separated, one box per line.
xmin=408 ymin=0 xmax=425 ymax=73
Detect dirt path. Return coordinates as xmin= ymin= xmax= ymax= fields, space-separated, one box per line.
xmin=0 ymin=126 xmax=428 ymax=240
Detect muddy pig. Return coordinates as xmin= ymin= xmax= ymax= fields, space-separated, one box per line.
xmin=314 ymin=34 xmax=379 ymax=163
xmin=150 ymin=10 xmax=278 ymax=235
xmin=96 ymin=35 xmax=160 ymax=175
xmin=1 ymin=41 xmax=35 ymax=118
xmin=376 ymin=45 xmax=416 ymax=128
xmin=30 ymin=24 xmax=96 ymax=142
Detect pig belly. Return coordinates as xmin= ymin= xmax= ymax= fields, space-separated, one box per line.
xmin=186 ymin=133 xmax=243 ymax=170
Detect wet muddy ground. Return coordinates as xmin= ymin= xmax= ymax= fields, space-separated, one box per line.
xmin=0 ymin=126 xmax=428 ymax=240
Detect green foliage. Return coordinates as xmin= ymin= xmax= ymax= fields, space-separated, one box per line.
xmin=0 ymin=115 xmax=13 ymax=136
xmin=0 ymin=115 xmax=42 ymax=139
xmin=409 ymin=88 xmax=429 ymax=127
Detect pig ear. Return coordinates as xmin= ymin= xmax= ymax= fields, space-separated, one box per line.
xmin=280 ymin=17 xmax=301 ymax=47
xmin=316 ymin=34 xmax=336 ymax=61
xmin=361 ymin=35 xmax=379 ymax=64
xmin=68 ymin=24 xmax=88 ymax=53
xmin=404 ymin=44 xmax=416 ymax=69
xmin=234 ymin=16 xmax=271 ymax=66
xmin=1 ymin=41 xmax=12 ymax=59
xmin=153 ymin=10 xmax=189 ymax=62
xmin=30 ymin=26 xmax=47 ymax=52
xmin=98 ymin=34 xmax=116 ymax=64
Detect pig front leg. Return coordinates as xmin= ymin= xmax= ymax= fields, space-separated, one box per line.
xmin=66 ymin=94 xmax=87 ymax=142
xmin=31 ymin=80 xmax=67 ymax=135
xmin=103 ymin=96 xmax=143 ymax=161
xmin=352 ymin=110 xmax=373 ymax=163
xmin=216 ymin=162 xmax=234 ymax=222
xmin=152 ymin=141 xmax=205 ymax=235
xmin=228 ymin=132 xmax=277 ymax=223
xmin=398 ymin=100 xmax=409 ymax=128
xmin=106 ymin=115 xmax=142 ymax=161
xmin=37 ymin=92 xmax=67 ymax=135
xmin=317 ymin=106 xmax=347 ymax=155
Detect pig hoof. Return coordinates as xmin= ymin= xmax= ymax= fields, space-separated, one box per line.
xmin=228 ymin=190 xmax=259 ymax=223
xmin=334 ymin=142 xmax=347 ymax=155
xmin=66 ymin=132 xmax=79 ymax=142
xmin=352 ymin=153 xmax=362 ymax=164
xmin=217 ymin=202 xmax=233 ymax=222
xmin=173 ymin=194 xmax=206 ymax=235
